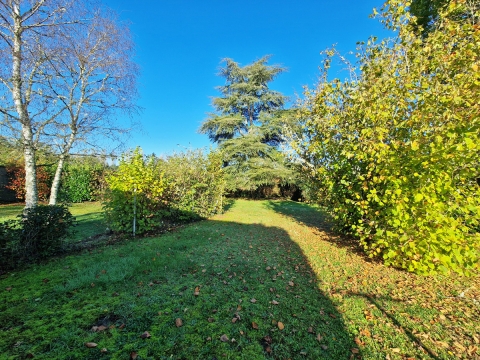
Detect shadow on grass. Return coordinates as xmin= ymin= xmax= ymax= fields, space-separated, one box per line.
xmin=346 ymin=291 xmax=440 ymax=359
xmin=70 ymin=213 xmax=106 ymax=243
xmin=0 ymin=219 xmax=360 ymax=359
xmin=265 ymin=200 xmax=377 ymax=262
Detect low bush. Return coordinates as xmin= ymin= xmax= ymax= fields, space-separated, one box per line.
xmin=0 ymin=205 xmax=75 ymax=271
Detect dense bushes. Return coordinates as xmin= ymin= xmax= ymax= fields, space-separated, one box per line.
xmin=103 ymin=148 xmax=225 ymax=235
xmin=59 ymin=163 xmax=107 ymax=203
xmin=288 ymin=1 xmax=479 ymax=275
xmin=0 ymin=205 xmax=75 ymax=270
xmin=6 ymin=165 xmax=52 ymax=201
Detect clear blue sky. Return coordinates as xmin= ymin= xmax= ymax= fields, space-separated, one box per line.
xmin=103 ymin=0 xmax=392 ymax=156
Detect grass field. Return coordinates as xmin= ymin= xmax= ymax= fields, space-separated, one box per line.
xmin=0 ymin=200 xmax=478 ymax=359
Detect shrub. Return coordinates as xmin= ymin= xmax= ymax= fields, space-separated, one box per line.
xmin=59 ymin=163 xmax=108 ymax=202
xmin=5 ymin=164 xmax=52 ymax=201
xmin=159 ymin=149 xmax=225 ymax=219
xmin=289 ymin=1 xmax=479 ymax=275
xmin=103 ymin=148 xmax=172 ymax=234
xmin=0 ymin=205 xmax=75 ymax=270
xmin=103 ymin=148 xmax=226 ymax=235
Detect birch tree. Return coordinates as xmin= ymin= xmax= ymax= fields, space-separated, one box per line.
xmin=0 ymin=0 xmax=75 ymax=208
xmin=45 ymin=10 xmax=138 ymax=205
xmin=0 ymin=1 xmax=138 ymax=208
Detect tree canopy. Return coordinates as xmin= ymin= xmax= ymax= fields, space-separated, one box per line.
xmin=287 ymin=0 xmax=479 ymax=275
xmin=200 ymin=56 xmax=294 ymax=191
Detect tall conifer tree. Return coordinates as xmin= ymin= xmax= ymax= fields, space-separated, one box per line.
xmin=200 ymin=56 xmax=293 ymax=191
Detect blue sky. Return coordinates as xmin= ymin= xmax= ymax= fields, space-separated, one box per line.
xmin=103 ymin=0 xmax=392 ymax=156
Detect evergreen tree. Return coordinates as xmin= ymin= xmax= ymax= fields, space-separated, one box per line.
xmin=200 ymin=56 xmax=293 ymax=191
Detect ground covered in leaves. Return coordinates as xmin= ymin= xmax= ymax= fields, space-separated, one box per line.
xmin=1 ymin=200 xmax=479 ymax=359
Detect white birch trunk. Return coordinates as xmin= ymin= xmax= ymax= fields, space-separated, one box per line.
xmin=49 ymin=132 xmax=76 ymax=205
xmin=12 ymin=3 xmax=38 ymax=209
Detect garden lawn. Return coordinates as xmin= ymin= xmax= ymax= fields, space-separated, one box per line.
xmin=0 ymin=202 xmax=105 ymax=243
xmin=0 ymin=200 xmax=478 ymax=359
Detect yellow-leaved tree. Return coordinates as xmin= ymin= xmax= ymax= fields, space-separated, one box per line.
xmin=288 ymin=0 xmax=479 ymax=275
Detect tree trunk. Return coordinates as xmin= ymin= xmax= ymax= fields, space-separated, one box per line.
xmin=49 ymin=128 xmax=76 ymax=205
xmin=13 ymin=4 xmax=38 ymax=209
xmin=49 ymin=155 xmax=65 ymax=205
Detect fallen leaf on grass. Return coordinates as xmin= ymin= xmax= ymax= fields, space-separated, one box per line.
xmin=208 ymin=317 xmax=215 ymax=323
xmin=307 ymin=327 xmax=314 ymax=333
xmin=351 ymin=348 xmax=360 ymax=354
xmin=119 ymin=323 xmax=125 ymax=329
xmin=194 ymin=286 xmax=200 ymax=296
xmin=355 ymin=337 xmax=366 ymax=346
xmin=220 ymin=334 xmax=229 ymax=342
xmin=272 ymin=300 xmax=279 ymax=305
xmin=232 ymin=317 xmax=238 ymax=323
xmin=277 ymin=322 xmax=284 ymax=330
xmin=250 ymin=298 xmax=257 ymax=303
xmin=85 ymin=342 xmax=97 ymax=348
xmin=316 ymin=334 xmax=323 ymax=342
xmin=5 ymin=287 xmax=12 ymax=291
xmin=252 ymin=322 xmax=259 ymax=329
xmin=288 ymin=281 xmax=294 ymax=287
xmin=321 ymin=345 xmax=328 ymax=350
xmin=130 ymin=351 xmax=138 ymax=359
xmin=140 ymin=331 xmax=151 ymax=339
xmin=101 ymin=348 xmax=107 ymax=353
xmin=360 ymin=328 xmax=371 ymax=337
xmin=175 ymin=318 xmax=183 ymax=327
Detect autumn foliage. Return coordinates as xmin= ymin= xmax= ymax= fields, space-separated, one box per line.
xmin=5 ymin=164 xmax=51 ymax=201
xmin=288 ymin=1 xmax=479 ymax=275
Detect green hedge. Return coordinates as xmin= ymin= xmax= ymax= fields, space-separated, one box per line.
xmin=103 ymin=148 xmax=225 ymax=235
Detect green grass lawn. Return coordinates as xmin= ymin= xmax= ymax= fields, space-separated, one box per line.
xmin=0 ymin=200 xmax=478 ymax=359
xmin=0 ymin=201 xmax=105 ymax=243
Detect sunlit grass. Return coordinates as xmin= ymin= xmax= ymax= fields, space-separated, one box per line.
xmin=0 ymin=200 xmax=478 ymax=359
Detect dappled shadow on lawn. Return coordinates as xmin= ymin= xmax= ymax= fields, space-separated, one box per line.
xmin=266 ymin=200 xmax=373 ymax=261
xmin=0 ymin=218 xmax=360 ymax=359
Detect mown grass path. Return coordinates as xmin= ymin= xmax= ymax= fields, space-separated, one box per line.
xmin=1 ymin=200 xmax=478 ymax=359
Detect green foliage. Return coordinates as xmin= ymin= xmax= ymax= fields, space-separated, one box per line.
xmin=0 ymin=205 xmax=75 ymax=270
xmin=200 ymin=56 xmax=295 ymax=192
xmin=60 ymin=162 xmax=107 ymax=203
xmin=103 ymin=148 xmax=170 ymax=234
xmin=159 ymin=149 xmax=226 ymax=219
xmin=288 ymin=1 xmax=479 ymax=275
xmin=103 ymin=148 xmax=225 ymax=235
